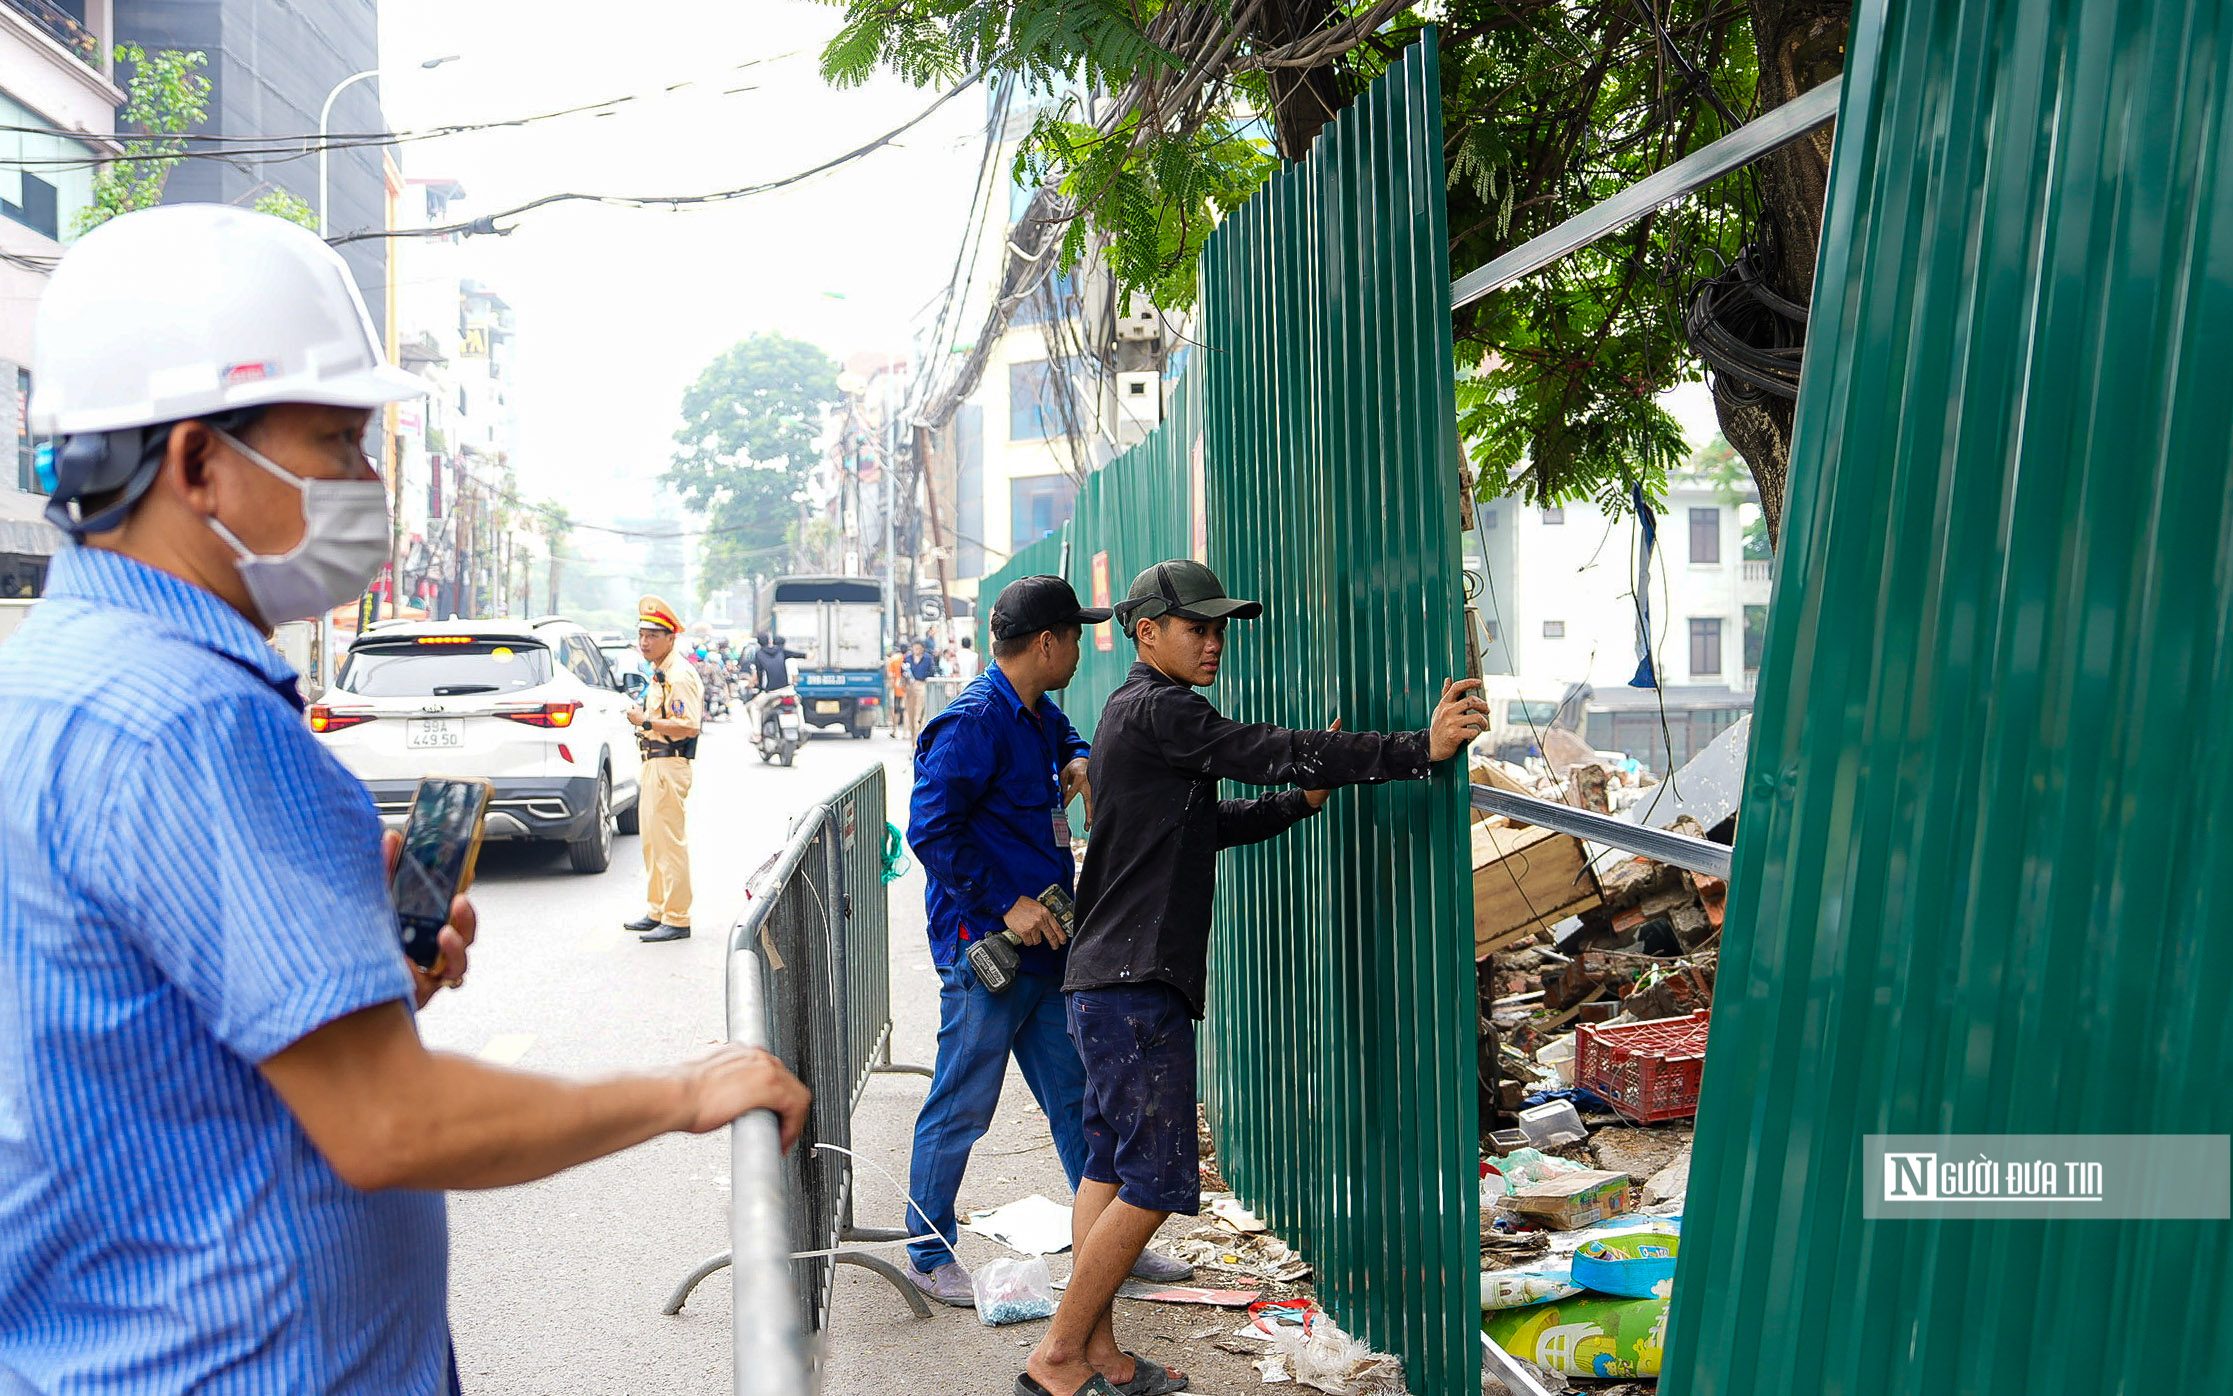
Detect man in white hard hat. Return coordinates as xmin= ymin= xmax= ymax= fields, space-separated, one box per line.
xmin=0 ymin=205 xmax=810 ymax=1393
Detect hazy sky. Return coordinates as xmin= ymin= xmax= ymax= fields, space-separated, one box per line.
xmin=373 ymin=1 xmax=1723 ymax=542
xmin=377 ymin=0 xmax=985 ymax=520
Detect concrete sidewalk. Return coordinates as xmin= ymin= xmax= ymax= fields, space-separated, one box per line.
xmin=818 ymin=752 xmax=1275 ymax=1396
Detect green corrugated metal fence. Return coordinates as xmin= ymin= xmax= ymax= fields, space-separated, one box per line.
xmin=1666 ymin=3 xmax=2233 ymax=1393
xmin=977 ymin=37 xmax=1478 ymax=1396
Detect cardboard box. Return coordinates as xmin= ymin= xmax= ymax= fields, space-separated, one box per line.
xmin=1501 ymin=1170 xmax=1634 ymax=1230
xmin=1472 ymin=819 xmax=1604 ymax=957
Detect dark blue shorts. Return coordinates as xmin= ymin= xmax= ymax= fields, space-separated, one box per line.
xmin=1066 ymin=983 xmax=1201 ymax=1216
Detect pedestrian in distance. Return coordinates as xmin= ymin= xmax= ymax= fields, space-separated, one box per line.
xmin=951 ymin=633 xmax=983 ymax=679
xmin=901 ymin=576 xmax=1196 ymax=1311
xmin=623 ymin=595 xmax=703 ymax=942
xmin=902 ymin=636 xmax=939 ymax=743
xmin=0 ymin=204 xmax=810 ymax=1394
xmin=885 ymin=645 xmax=908 ymax=735
xmin=1019 ymin=560 xmax=1491 ymax=1396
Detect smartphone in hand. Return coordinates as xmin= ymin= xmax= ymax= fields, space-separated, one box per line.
xmin=391 ymin=777 xmax=492 ymax=972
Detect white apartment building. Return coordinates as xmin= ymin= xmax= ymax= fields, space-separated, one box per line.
xmin=1472 ymin=467 xmax=1773 ymax=771
xmin=928 ymin=81 xmax=1175 ymax=604
xmin=0 ymin=0 xmax=120 ymax=597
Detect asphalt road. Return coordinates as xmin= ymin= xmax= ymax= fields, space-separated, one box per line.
xmin=431 ymin=715 xmax=1267 ymax=1396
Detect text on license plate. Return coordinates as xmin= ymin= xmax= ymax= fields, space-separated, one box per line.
xmin=815 ymin=700 xmax=842 ymax=714
xmin=408 ymin=718 xmax=463 ymax=749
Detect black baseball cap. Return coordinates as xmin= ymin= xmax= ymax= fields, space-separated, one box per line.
xmin=1114 ymin=559 xmax=1263 ymax=636
xmin=989 ymin=574 xmax=1112 ymax=640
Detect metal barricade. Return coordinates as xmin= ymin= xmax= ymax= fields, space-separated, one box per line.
xmin=918 ymin=676 xmax=965 ymax=726
xmin=665 ymin=763 xmax=935 ymax=1380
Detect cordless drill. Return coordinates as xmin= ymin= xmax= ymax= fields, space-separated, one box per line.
xmin=965 ymin=884 xmax=1076 ymax=993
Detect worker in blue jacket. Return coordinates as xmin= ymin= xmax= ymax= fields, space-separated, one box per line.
xmin=902 ymin=575 xmax=1193 ymax=1309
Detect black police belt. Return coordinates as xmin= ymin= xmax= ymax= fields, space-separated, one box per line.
xmin=641 ymin=674 xmax=698 ymax=758
xmin=639 ymin=729 xmax=697 ymax=760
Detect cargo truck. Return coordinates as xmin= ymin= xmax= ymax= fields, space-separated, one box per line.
xmin=764 ymin=575 xmax=887 ymax=739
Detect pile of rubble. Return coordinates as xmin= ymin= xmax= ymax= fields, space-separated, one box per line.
xmin=1465 ymin=722 xmax=1747 ymax=1393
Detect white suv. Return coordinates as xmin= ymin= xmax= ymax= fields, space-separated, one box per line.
xmin=310 ymin=617 xmax=644 ymax=873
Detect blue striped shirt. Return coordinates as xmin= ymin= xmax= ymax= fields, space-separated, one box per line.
xmin=0 ymin=547 xmax=449 ymax=1394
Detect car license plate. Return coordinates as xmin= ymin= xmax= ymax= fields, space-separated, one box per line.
xmin=408 ymin=718 xmax=463 ymax=749
xmin=815 ymin=700 xmax=842 ymax=714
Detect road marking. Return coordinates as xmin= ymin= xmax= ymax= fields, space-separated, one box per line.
xmin=479 ymin=1032 xmax=537 ymax=1066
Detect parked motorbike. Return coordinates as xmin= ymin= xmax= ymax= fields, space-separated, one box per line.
xmin=756 ymin=693 xmax=802 ymax=767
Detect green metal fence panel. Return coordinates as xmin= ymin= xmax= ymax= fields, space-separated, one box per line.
xmin=976 ymin=37 xmax=1475 ymax=1395
xmin=1665 ymin=4 xmax=2233 ymax=1394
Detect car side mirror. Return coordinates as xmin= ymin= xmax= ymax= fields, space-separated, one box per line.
xmin=618 ymin=673 xmax=647 ymax=699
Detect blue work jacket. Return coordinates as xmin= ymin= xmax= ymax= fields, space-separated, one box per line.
xmin=908 ymin=665 xmax=1089 ymax=977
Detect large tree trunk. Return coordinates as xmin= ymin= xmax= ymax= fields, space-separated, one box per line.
xmin=1252 ymin=0 xmax=1348 ymax=159
xmin=1721 ymin=0 xmax=1849 ymax=548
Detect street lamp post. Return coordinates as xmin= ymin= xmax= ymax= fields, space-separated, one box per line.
xmin=317 ymin=55 xmax=459 ymax=239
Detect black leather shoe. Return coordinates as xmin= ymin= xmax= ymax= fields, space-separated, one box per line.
xmin=622 ymin=916 xmax=659 ymax=932
xmin=639 ymin=923 xmax=692 ymax=943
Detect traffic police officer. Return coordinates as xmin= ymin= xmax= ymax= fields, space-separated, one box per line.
xmin=624 ymin=594 xmax=704 ymax=942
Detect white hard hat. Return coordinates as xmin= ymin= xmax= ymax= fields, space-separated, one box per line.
xmin=29 ymin=203 xmax=424 ymax=436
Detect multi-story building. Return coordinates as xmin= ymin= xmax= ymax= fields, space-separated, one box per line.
xmin=0 ymin=0 xmax=123 ymax=599
xmin=914 ymin=79 xmax=1179 ymax=616
xmin=111 ymin=0 xmax=387 ymax=334
xmin=388 ymin=176 xmax=527 ymax=620
xmin=1471 ymin=467 xmax=1773 ymax=771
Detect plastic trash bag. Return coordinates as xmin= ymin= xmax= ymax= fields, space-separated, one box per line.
xmin=973 ymin=1255 xmax=1057 ymax=1326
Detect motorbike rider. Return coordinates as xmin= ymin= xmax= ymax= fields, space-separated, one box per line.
xmin=743 ymin=631 xmax=806 ymax=738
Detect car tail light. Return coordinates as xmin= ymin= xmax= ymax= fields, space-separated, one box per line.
xmin=558 ymin=743 xmax=575 ymax=764
xmin=414 ymin=636 xmax=476 ymax=645
xmin=308 ymin=704 xmax=373 ymax=733
xmin=860 ymin=695 xmax=880 ymax=707
xmin=498 ymin=701 xmax=580 ymax=729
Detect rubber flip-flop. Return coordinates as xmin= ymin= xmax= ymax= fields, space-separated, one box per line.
xmin=1014 ymin=1374 xmax=1125 ymax=1396
xmin=1115 ymin=1351 xmax=1188 ymax=1396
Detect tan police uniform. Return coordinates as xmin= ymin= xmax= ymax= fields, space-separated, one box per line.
xmin=636 ymin=598 xmax=703 ymax=931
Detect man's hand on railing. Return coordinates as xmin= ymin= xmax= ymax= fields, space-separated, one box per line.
xmin=677 ymin=1046 xmax=812 ymax=1151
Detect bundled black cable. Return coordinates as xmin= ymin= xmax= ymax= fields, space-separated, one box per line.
xmin=1684 ymin=245 xmax=1808 ymax=403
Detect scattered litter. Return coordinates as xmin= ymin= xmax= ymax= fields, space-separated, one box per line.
xmin=1480 ymin=1267 xmax=1585 ymax=1310
xmin=1482 ymin=1147 xmax=1589 ymax=1196
xmin=1257 ymin=1355 xmax=1295 ymax=1383
xmin=972 ymin=1255 xmax=1057 ymax=1326
xmin=1516 ymin=1099 xmax=1586 ymax=1149
xmin=1569 ymin=1228 xmax=1679 ymax=1299
xmin=1211 ymin=1197 xmax=1269 ymax=1233
xmin=1268 ymin=1313 xmax=1406 ymax=1394
xmin=1502 ymin=1171 xmax=1634 ymax=1230
xmin=962 ymin=1194 xmax=1074 ymax=1254
xmin=1482 ymin=1293 xmax=1669 ymax=1377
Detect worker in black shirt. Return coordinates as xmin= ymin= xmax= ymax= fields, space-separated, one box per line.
xmin=1020 ymin=559 xmax=1489 ymax=1396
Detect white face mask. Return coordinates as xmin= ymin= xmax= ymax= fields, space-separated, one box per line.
xmin=204 ymin=426 xmax=390 ymax=627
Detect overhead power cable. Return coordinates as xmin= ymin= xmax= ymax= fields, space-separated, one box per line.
xmin=326 ymin=72 xmax=983 ymax=243
xmin=0 ymin=54 xmax=801 ymax=171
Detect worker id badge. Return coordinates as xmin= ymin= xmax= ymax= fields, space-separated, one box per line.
xmin=1052 ymin=808 xmax=1071 ymax=849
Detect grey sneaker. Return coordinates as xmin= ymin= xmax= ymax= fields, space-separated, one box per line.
xmin=1129 ymin=1248 xmax=1195 ymax=1284
xmin=902 ymin=1260 xmax=975 ymax=1307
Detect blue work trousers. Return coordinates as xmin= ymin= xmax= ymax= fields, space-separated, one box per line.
xmin=904 ymin=960 xmax=1087 ymax=1272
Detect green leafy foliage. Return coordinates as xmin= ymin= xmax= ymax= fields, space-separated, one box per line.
xmin=818 ymin=1 xmax=1768 ymax=518
xmin=78 ymin=45 xmax=211 ymax=234
xmin=663 ymin=333 xmax=843 ymax=592
xmin=248 ymin=188 xmax=317 ymax=230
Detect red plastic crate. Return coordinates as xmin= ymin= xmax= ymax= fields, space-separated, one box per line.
xmin=1576 ymin=1009 xmax=1712 ymax=1123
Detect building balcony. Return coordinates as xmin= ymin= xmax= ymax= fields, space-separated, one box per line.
xmin=3 ymin=0 xmax=98 ymax=66
xmin=1741 ymin=559 xmax=1772 ymax=583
